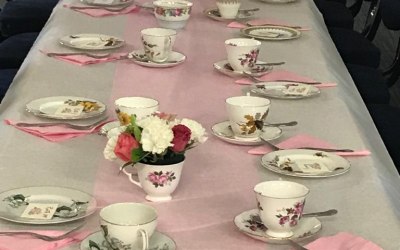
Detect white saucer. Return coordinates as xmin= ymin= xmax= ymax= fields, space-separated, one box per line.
xmin=204 ymin=8 xmax=256 ymax=21
xmin=213 ymin=60 xmax=272 ymax=78
xmin=211 ymin=121 xmax=282 ymax=146
xmin=234 ymin=209 xmax=322 ymax=244
xmin=129 ymin=50 xmax=186 ymax=68
xmin=251 ymin=82 xmax=321 ymax=99
xmin=80 ymin=230 xmax=176 ymax=250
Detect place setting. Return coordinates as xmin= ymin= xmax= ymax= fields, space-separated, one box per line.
xmin=204 ymin=0 xmax=259 ymax=22
xmin=214 ymin=38 xmax=284 ymax=78
xmin=241 ymin=25 xmax=302 ymax=41
xmin=63 ymin=0 xmax=140 ymax=17
xmin=5 ymin=96 xmax=109 ymax=142
xmin=212 ymin=94 xmax=300 ymax=146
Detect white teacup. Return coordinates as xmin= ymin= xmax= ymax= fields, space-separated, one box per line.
xmin=216 ymin=0 xmax=241 ymax=19
xmin=254 ymin=181 xmax=309 ymax=238
xmin=153 ymin=0 xmax=193 ymax=29
xmin=115 ymin=97 xmax=159 ymax=125
xmin=226 ymin=96 xmax=270 ymax=138
xmin=141 ymin=28 xmax=177 ymax=62
xmin=100 ymin=203 xmax=157 ymax=250
xmin=225 ymin=38 xmax=261 ymax=72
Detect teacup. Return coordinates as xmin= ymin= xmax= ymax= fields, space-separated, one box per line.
xmin=225 ymin=38 xmax=261 ymax=72
xmin=153 ymin=0 xmax=193 ymax=29
xmin=216 ymin=0 xmax=241 ymax=19
xmin=226 ymin=96 xmax=270 ymax=138
xmin=115 ymin=97 xmax=159 ymax=125
xmin=141 ymin=28 xmax=177 ymax=62
xmin=254 ymin=181 xmax=309 ymax=238
xmin=100 ymin=203 xmax=157 ymax=250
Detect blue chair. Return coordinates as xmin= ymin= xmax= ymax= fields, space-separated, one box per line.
xmin=0 ymin=32 xmax=38 ymax=69
xmin=0 ymin=0 xmax=59 ymax=36
xmin=0 ymin=68 xmax=18 ymax=102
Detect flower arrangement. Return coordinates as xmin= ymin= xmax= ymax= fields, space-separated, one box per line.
xmin=104 ymin=113 xmax=207 ymax=167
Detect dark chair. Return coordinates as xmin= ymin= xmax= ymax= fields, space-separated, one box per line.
xmin=0 ymin=32 xmax=39 ymax=69
xmin=314 ymin=0 xmax=354 ymax=29
xmin=0 ymin=0 xmax=58 ymax=36
xmin=0 ymin=68 xmax=18 ymax=102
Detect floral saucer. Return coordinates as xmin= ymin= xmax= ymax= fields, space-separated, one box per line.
xmin=213 ymin=60 xmax=273 ymax=78
xmin=128 ymin=50 xmax=186 ymax=68
xmin=203 ymin=8 xmax=255 ymax=21
xmin=80 ymin=231 xmax=176 ymax=250
xmin=234 ymin=209 xmax=322 ymax=244
xmin=211 ymin=121 xmax=282 ymax=146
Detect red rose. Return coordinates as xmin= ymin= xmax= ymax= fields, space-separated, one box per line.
xmin=114 ymin=133 xmax=139 ymax=162
xmin=171 ymin=124 xmax=191 ymax=153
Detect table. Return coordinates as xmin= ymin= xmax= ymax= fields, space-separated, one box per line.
xmin=1 ymin=0 xmax=400 ymax=249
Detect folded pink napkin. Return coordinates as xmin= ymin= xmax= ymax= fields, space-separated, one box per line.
xmin=248 ymin=134 xmax=370 ymax=156
xmin=63 ymin=4 xmax=140 ymax=17
xmin=227 ymin=19 xmax=310 ymax=31
xmin=235 ymin=69 xmax=337 ymax=88
xmin=41 ymin=51 xmax=128 ymax=66
xmin=306 ymin=232 xmax=383 ymax=250
xmin=4 ymin=119 xmax=109 ymax=142
xmin=0 ymin=230 xmax=90 ymax=250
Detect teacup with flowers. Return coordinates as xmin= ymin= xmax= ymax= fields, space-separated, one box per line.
xmin=104 ymin=113 xmax=207 ymax=202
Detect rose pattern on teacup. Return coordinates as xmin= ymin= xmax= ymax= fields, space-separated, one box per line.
xmin=147 ymin=171 xmax=177 ymax=188
xmin=238 ymin=111 xmax=268 ymax=135
xmin=238 ymin=49 xmax=259 ymax=68
xmin=275 ymin=201 xmax=305 ymax=227
xmin=155 ymin=7 xmax=191 ymax=17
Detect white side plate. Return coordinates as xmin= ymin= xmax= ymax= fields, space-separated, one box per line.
xmin=241 ymin=26 xmax=301 ymax=41
xmin=59 ymin=34 xmax=125 ymax=50
xmin=251 ymin=82 xmax=321 ymax=99
xmin=129 ymin=50 xmax=186 ymax=68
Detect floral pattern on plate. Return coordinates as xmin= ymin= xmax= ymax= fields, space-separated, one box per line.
xmin=234 ymin=209 xmax=322 ymax=243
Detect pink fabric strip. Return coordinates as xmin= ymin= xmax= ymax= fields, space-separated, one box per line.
xmin=63 ymin=4 xmax=140 ymax=17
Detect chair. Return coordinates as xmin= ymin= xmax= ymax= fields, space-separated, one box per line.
xmin=0 ymin=32 xmax=39 ymax=69
xmin=314 ymin=0 xmax=354 ymax=29
xmin=0 ymin=68 xmax=18 ymax=102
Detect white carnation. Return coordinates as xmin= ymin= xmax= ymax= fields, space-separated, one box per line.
xmin=180 ymin=118 xmax=207 ymax=143
xmin=140 ymin=116 xmax=173 ymax=154
xmin=103 ymin=136 xmax=118 ymax=161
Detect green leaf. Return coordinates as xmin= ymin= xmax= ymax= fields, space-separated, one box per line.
xmin=131 ymin=147 xmax=144 ymax=163
xmin=133 ymin=125 xmax=141 ymax=142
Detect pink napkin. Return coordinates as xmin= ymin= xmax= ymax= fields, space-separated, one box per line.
xmin=63 ymin=4 xmax=140 ymax=17
xmin=306 ymin=232 xmax=383 ymax=250
xmin=235 ymin=69 xmax=337 ymax=88
xmin=4 ymin=119 xmax=109 ymax=142
xmin=227 ymin=19 xmax=310 ymax=31
xmin=248 ymin=134 xmax=371 ymax=156
xmin=0 ymin=230 xmax=90 ymax=250
xmin=41 ymin=51 xmax=128 ymax=66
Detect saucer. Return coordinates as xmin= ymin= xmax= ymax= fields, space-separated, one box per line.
xmin=211 ymin=121 xmax=282 ymax=146
xmin=128 ymin=50 xmax=186 ymax=68
xmin=80 ymin=230 xmax=176 ymax=250
xmin=251 ymin=82 xmax=321 ymax=99
xmin=234 ymin=209 xmax=322 ymax=244
xmin=213 ymin=60 xmax=273 ymax=78
xmin=99 ymin=121 xmax=122 ymax=137
xmin=204 ymin=8 xmax=255 ymax=21
xmin=241 ymin=26 xmax=301 ymax=41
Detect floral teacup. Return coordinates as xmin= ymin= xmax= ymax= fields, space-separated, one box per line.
xmin=115 ymin=97 xmax=159 ymax=125
xmin=254 ymin=180 xmax=309 ymax=238
xmin=141 ymin=28 xmax=177 ymax=62
xmin=225 ymin=38 xmax=261 ymax=72
xmin=153 ymin=0 xmax=193 ymax=29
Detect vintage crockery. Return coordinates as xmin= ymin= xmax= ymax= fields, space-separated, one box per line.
xmin=100 ymin=203 xmax=157 ymax=250
xmin=211 ymin=120 xmax=282 ymax=146
xmin=80 ymin=0 xmax=134 ymax=6
xmin=241 ymin=26 xmax=301 ymax=41
xmin=225 ymin=96 xmax=271 ymax=138
xmin=216 ymin=0 xmax=241 ymax=19
xmin=225 ymin=38 xmax=261 ymax=72
xmin=80 ymin=230 xmax=177 ymax=250
xmin=129 ymin=50 xmax=186 ymax=68
xmin=59 ymin=34 xmax=125 ymax=50
xmin=213 ymin=59 xmax=273 ymax=78
xmin=153 ymin=0 xmax=193 ymax=29
xmin=260 ymin=149 xmax=351 ymax=178
xmin=251 ymin=82 xmax=321 ymax=99
xmin=233 ymin=209 xmax=322 ymax=243
xmin=254 ymin=180 xmax=309 ymax=238
xmin=114 ymin=97 xmax=159 ymax=125
xmin=122 ymin=160 xmax=184 ymax=202
xmin=141 ymin=28 xmax=177 ymax=62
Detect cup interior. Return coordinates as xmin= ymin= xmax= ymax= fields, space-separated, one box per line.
xmin=254 ymin=181 xmax=309 ymax=199
xmin=100 ymin=203 xmax=157 ymax=225
xmin=141 ymin=27 xmax=177 ymax=37
xmin=225 ymin=38 xmax=261 ymax=47
xmin=226 ymin=96 xmax=270 ymax=107
xmin=115 ymin=97 xmax=159 ymax=109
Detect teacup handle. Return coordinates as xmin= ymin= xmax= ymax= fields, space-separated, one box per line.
xmin=122 ymin=168 xmax=142 ymax=187
xmin=138 ymin=229 xmax=149 ymax=250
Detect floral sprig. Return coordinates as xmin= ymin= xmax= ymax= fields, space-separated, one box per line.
xmin=104 ymin=113 xmax=207 ymax=168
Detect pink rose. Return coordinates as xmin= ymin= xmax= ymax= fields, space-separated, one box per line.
xmin=158 ymin=175 xmax=168 ymax=185
xmin=148 ymin=173 xmax=159 ymax=183
xmin=171 ymin=124 xmax=191 ymax=153
xmin=114 ymin=133 xmax=139 ymax=162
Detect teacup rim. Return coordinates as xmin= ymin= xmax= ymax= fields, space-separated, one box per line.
xmin=226 ymin=96 xmax=271 ymax=107
xmin=115 ymin=96 xmax=159 ymax=109
xmin=141 ymin=27 xmax=177 ymax=37
xmin=225 ymin=38 xmax=261 ymax=46
xmin=100 ymin=202 xmax=158 ymax=226
xmin=153 ymin=0 xmax=193 ymax=8
xmin=253 ymin=180 xmax=310 ymax=199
